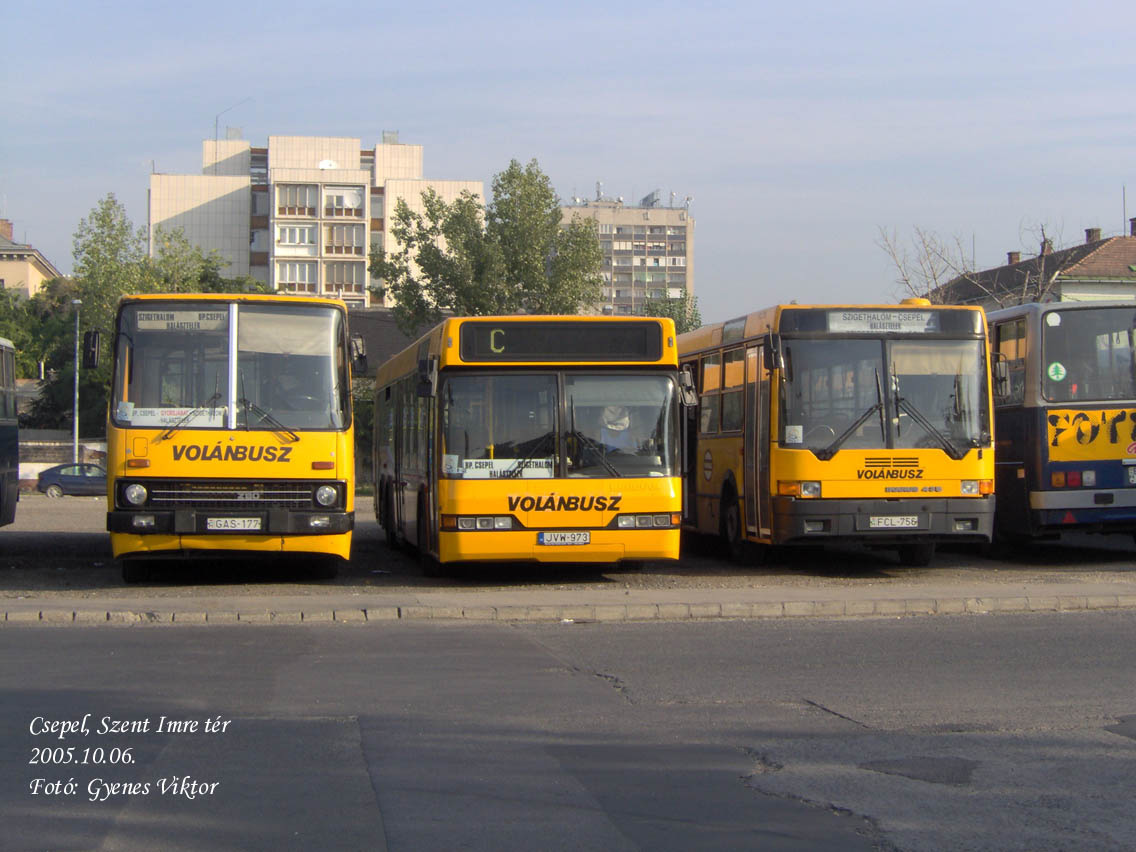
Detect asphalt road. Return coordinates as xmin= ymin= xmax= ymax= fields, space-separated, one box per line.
xmin=4 ymin=613 xmax=1135 ymax=851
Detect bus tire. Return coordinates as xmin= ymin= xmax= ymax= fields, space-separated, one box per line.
xmin=898 ymin=541 xmax=935 ymax=567
xmin=720 ymin=491 xmax=745 ymax=562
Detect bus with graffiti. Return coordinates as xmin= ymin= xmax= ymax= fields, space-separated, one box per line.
xmin=373 ymin=315 xmax=693 ymax=573
xmin=988 ymin=301 xmax=1136 ymax=540
xmin=678 ymin=300 xmax=995 ymax=565
xmin=102 ymin=293 xmax=364 ymax=582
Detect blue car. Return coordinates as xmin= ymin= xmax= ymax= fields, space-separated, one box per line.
xmin=36 ymin=463 xmax=107 ymax=498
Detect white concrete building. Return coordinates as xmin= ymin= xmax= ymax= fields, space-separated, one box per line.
xmin=561 ymin=188 xmax=694 ymax=315
xmin=149 ymin=133 xmax=482 ymax=307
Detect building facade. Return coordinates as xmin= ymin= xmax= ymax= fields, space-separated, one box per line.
xmin=149 ymin=134 xmax=482 ymax=308
xmin=0 ymin=219 xmax=63 ymax=299
xmin=561 ymin=189 xmax=694 ymax=315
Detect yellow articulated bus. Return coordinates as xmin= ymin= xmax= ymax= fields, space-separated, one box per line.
xmin=373 ymin=315 xmax=694 ymax=572
xmin=102 ymin=293 xmax=364 ymax=582
xmin=678 ymin=300 xmax=995 ymax=566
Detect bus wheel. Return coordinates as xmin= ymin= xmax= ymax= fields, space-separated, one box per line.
xmin=897 ymin=542 xmax=935 ymax=567
xmin=720 ymin=492 xmax=745 ymax=562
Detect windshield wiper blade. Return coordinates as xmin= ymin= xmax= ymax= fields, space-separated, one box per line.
xmin=160 ymin=392 xmax=223 ymax=440
xmin=238 ymin=398 xmax=299 ymax=442
xmin=502 ymin=431 xmax=555 ymax=479
xmin=571 ymin=429 xmax=622 ymax=477
xmin=815 ymin=401 xmax=883 ymax=461
xmin=896 ymin=396 xmax=964 ymax=459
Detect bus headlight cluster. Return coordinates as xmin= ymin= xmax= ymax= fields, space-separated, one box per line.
xmin=123 ymin=483 xmax=148 ymax=506
xmin=778 ymin=481 xmax=821 ymax=498
xmin=1051 ymin=470 xmax=1097 ymax=488
xmin=960 ymin=480 xmax=994 ymax=495
xmin=616 ymin=513 xmax=680 ymax=528
xmin=315 ymin=485 xmax=339 ymax=507
xmin=443 ymin=515 xmax=515 ymax=531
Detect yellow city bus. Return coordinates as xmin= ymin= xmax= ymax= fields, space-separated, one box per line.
xmin=373 ymin=315 xmax=693 ymax=572
xmin=102 ymin=293 xmax=362 ymax=582
xmin=988 ymin=301 xmax=1136 ymax=541
xmin=678 ymin=300 xmax=995 ymax=566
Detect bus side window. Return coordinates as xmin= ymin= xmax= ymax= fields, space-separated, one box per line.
xmin=700 ymin=353 xmax=721 ymax=434
xmin=993 ymin=319 xmax=1026 ymax=405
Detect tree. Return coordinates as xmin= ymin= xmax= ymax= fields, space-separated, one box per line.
xmin=370 ymin=159 xmax=603 ymax=335
xmin=639 ymin=290 xmax=703 ymax=334
xmin=878 ymin=224 xmax=1073 ymax=307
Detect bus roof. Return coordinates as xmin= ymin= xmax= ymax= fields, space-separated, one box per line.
xmin=678 ymin=302 xmax=986 ymax=354
xmin=118 ymin=292 xmax=349 ymax=310
xmin=987 ymin=300 xmax=1136 ymax=323
xmin=375 ymin=314 xmax=678 ymax=386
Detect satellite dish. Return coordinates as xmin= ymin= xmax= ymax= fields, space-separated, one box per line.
xmin=318 ymin=159 xmax=338 ymax=170
xmin=348 ymin=190 xmax=363 ymax=208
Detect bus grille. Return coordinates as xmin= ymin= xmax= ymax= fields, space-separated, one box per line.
xmin=143 ymin=480 xmax=319 ymax=510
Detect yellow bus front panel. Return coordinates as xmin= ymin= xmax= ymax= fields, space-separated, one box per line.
xmin=106 ymin=428 xmax=353 ymax=561
xmin=435 ymin=477 xmax=681 ymax=564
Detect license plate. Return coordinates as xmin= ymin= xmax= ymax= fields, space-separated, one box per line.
xmin=869 ymin=515 xmax=919 ymax=529
xmin=537 ymin=531 xmax=590 ymax=546
xmin=206 ymin=517 xmax=262 ymax=531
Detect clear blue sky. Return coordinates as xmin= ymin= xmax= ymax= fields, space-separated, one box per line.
xmin=4 ymin=0 xmax=1135 ymax=324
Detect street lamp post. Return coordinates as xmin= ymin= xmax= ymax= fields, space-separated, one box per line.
xmin=72 ymin=299 xmax=81 ymax=464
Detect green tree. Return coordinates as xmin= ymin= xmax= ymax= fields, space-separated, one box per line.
xmin=370 ymin=159 xmax=602 ymax=335
xmin=639 ymin=289 xmax=703 ymax=334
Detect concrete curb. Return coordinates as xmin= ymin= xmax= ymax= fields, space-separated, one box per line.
xmin=3 ymin=594 xmax=1134 ymax=626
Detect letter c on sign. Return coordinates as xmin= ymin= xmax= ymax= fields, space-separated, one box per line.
xmin=490 ymin=329 xmax=505 ymax=353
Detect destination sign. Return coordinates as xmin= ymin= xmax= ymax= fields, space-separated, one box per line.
xmin=827 ymin=311 xmax=940 ymax=334
xmin=136 ymin=310 xmax=228 ymax=331
xmin=460 ymin=321 xmax=663 ymax=362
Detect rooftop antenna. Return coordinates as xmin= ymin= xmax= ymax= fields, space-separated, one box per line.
xmin=214 ymin=97 xmax=252 ymax=146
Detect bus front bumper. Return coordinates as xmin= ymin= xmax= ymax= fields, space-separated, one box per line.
xmin=108 ymin=509 xmax=353 ymax=536
xmin=771 ymin=496 xmax=993 ymax=545
xmin=438 ymin=528 xmax=680 ymax=564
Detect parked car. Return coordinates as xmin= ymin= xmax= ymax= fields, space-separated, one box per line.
xmin=36 ymin=463 xmax=107 ymax=498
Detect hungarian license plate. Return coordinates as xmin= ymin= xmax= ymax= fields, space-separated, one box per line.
xmin=537 ymin=531 xmax=590 ymax=546
xmin=206 ymin=517 xmax=262 ymax=531
xmin=869 ymin=515 xmax=919 ymax=529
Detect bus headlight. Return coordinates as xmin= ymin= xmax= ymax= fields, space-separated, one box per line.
xmin=779 ymin=481 xmax=821 ymax=498
xmin=315 ymin=485 xmax=338 ymax=507
xmin=123 ymin=483 xmax=148 ymax=506
xmin=961 ymin=480 xmax=979 ymax=495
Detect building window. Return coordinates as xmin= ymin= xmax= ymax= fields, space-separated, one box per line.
xmin=276 ymin=261 xmax=317 ymax=293
xmin=276 ymin=184 xmax=317 ymax=217
xmin=324 ymin=223 xmax=365 ymax=255
xmin=276 ymin=225 xmax=316 ymax=246
xmin=324 ymin=261 xmax=366 ymax=294
xmin=599 ymin=224 xmax=613 ymax=234
xmin=324 ymin=186 xmax=364 ymax=218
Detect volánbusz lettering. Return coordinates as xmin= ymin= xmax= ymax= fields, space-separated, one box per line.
xmin=171 ymin=445 xmax=293 ymax=463
xmin=856 ymin=469 xmax=924 ymax=480
xmin=506 ymin=495 xmax=622 ymax=512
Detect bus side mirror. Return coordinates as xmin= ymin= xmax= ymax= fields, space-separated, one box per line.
xmin=82 ymin=330 xmax=101 ymax=370
xmin=417 ymin=356 xmax=438 ymax=398
xmin=762 ymin=334 xmax=783 ymax=371
xmin=992 ymin=355 xmax=1010 ymax=402
xmin=350 ymin=334 xmax=367 ymax=375
xmin=679 ymin=367 xmax=698 ymax=407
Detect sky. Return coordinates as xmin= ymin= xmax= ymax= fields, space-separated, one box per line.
xmin=4 ymin=0 xmax=1136 ymax=325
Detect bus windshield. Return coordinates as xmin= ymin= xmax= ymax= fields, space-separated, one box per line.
xmin=111 ymin=302 xmax=349 ymax=431
xmin=440 ymin=373 xmax=677 ymax=479
xmin=781 ymin=338 xmax=988 ymax=456
xmin=1042 ymin=307 xmax=1136 ymax=402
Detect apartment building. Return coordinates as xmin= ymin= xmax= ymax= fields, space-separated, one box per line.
xmin=561 ymin=188 xmax=694 ymax=315
xmin=149 ymin=133 xmax=482 ymax=307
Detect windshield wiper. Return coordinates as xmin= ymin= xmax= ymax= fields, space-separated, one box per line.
xmin=238 ymin=397 xmax=299 ymax=442
xmin=502 ymin=431 xmax=555 ymax=479
xmin=895 ymin=395 xmax=964 ymax=459
xmin=160 ymin=391 xmax=223 ymax=440
xmin=815 ymin=368 xmax=887 ymax=460
xmin=570 ymin=398 xmax=622 ymax=477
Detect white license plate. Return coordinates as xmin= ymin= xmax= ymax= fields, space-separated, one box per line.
xmin=537 ymin=531 xmax=590 ymax=546
xmin=206 ymin=517 xmax=263 ymax=531
xmin=869 ymin=515 xmax=919 ymax=529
